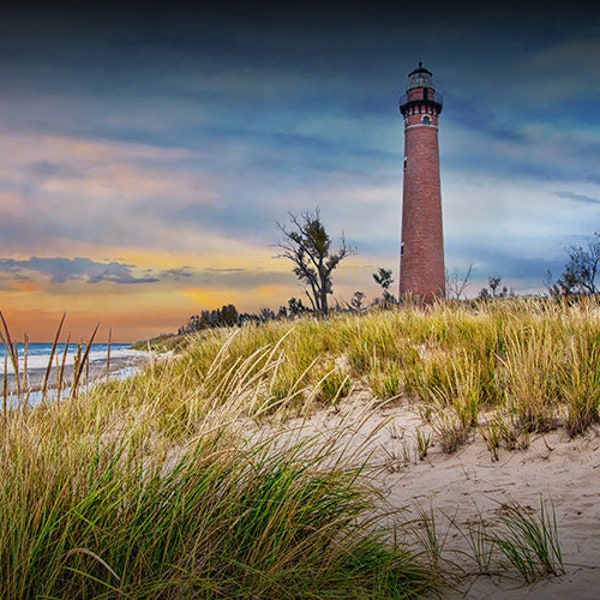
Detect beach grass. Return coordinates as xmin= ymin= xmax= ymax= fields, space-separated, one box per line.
xmin=0 ymin=333 xmax=437 ymax=598
xmin=0 ymin=412 xmax=435 ymax=599
xmin=488 ymin=498 xmax=565 ymax=583
xmin=133 ymin=296 xmax=600 ymax=441
xmin=2 ymin=296 xmax=593 ymax=595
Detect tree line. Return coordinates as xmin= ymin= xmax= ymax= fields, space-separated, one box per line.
xmin=178 ymin=298 xmax=310 ymax=335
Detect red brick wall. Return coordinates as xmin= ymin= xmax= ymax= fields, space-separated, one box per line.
xmin=399 ymin=95 xmax=445 ymax=302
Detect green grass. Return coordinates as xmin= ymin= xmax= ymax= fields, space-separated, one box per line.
xmin=132 ymin=297 xmax=600 ymax=441
xmin=1 ymin=324 xmax=440 ymax=598
xmin=3 ymin=296 xmax=592 ymax=596
xmin=0 ymin=406 xmax=436 ymax=599
xmin=487 ymin=498 xmax=565 ymax=583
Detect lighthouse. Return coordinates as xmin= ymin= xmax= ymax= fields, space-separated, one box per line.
xmin=398 ymin=62 xmax=445 ymax=302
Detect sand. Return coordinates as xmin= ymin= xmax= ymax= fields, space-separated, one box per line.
xmin=267 ymin=391 xmax=600 ymax=598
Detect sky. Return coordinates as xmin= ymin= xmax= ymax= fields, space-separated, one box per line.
xmin=0 ymin=1 xmax=598 ymax=341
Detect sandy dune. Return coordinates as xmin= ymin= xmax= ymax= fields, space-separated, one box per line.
xmin=269 ymin=392 xmax=600 ymax=598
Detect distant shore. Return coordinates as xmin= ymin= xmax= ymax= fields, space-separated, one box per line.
xmin=2 ymin=349 xmax=152 ymax=401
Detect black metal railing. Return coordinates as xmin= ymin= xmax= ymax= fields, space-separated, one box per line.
xmin=399 ymin=91 xmax=443 ymax=107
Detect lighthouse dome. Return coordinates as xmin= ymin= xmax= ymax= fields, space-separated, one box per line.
xmin=408 ymin=62 xmax=433 ymax=89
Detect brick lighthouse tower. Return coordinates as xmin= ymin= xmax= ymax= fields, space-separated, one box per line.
xmin=398 ymin=62 xmax=445 ymax=302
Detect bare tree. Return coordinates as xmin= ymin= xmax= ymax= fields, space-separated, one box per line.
xmin=446 ymin=263 xmax=473 ymax=300
xmin=548 ymin=233 xmax=600 ymax=296
xmin=276 ymin=209 xmax=355 ymax=316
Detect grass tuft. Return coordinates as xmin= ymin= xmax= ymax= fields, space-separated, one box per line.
xmin=488 ymin=498 xmax=565 ymax=583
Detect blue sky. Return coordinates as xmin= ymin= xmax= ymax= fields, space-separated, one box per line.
xmin=0 ymin=1 xmax=598 ymax=340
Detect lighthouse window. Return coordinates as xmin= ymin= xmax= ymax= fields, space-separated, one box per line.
xmin=421 ymin=115 xmax=431 ymax=125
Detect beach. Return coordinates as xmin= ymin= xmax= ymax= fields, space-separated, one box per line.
xmin=2 ymin=303 xmax=600 ymax=597
xmin=1 ymin=346 xmax=152 ymax=403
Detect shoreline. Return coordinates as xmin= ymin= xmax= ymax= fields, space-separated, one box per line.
xmin=2 ymin=350 xmax=152 ymax=402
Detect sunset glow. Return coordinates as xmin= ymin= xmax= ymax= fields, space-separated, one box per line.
xmin=0 ymin=2 xmax=597 ymax=340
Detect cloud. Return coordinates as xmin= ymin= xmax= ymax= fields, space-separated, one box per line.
xmin=524 ymin=38 xmax=600 ymax=102
xmin=0 ymin=257 xmax=159 ymax=285
xmin=203 ymin=268 xmax=245 ymax=274
xmin=0 ymin=132 xmax=222 ymax=254
xmin=448 ymin=98 xmax=524 ymax=143
xmin=190 ymin=267 xmax=291 ymax=290
xmin=0 ymin=256 xmax=297 ymax=298
xmin=160 ymin=267 xmax=194 ymax=279
xmin=555 ymin=191 xmax=600 ymax=205
xmin=441 ymin=116 xmax=600 ymax=188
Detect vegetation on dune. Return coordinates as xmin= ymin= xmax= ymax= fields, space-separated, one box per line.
xmin=140 ymin=297 xmax=600 ymax=447
xmin=0 ymin=409 xmax=435 ymax=599
xmin=3 ymin=297 xmax=592 ymax=596
xmin=1 ymin=320 xmax=438 ymax=598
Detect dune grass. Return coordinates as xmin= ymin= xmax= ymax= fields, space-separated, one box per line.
xmin=134 ymin=296 xmax=600 ymax=446
xmin=489 ymin=498 xmax=564 ymax=583
xmin=2 ymin=296 xmax=591 ymax=596
xmin=12 ymin=437 xmax=436 ymax=597
xmin=0 ymin=392 xmax=437 ymax=599
xmin=0 ymin=327 xmax=438 ymax=598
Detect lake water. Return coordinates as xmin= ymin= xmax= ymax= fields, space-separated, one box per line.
xmin=0 ymin=342 xmax=135 ymax=374
xmin=1 ymin=342 xmax=151 ymax=408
